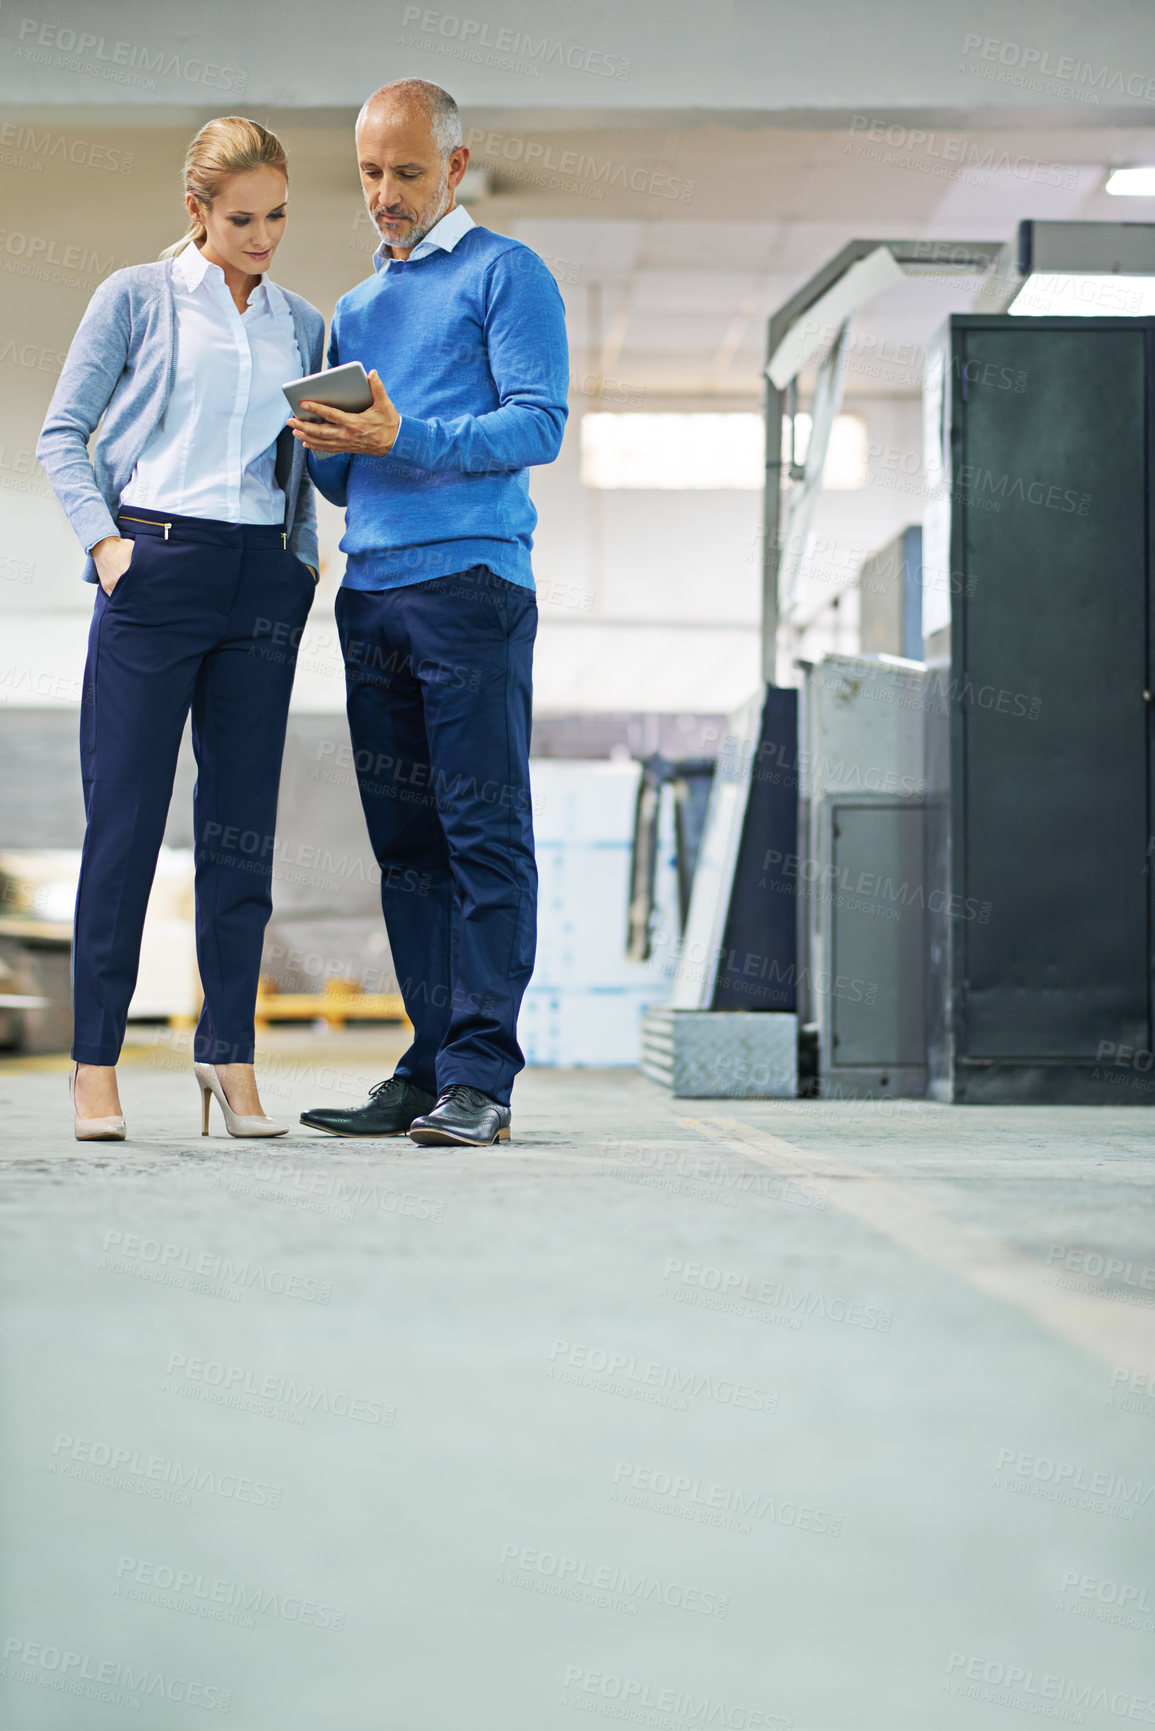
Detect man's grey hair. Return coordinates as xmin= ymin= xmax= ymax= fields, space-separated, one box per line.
xmin=357 ymin=79 xmax=463 ymax=160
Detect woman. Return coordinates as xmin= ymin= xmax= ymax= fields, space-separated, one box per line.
xmin=38 ymin=117 xmax=325 ymax=1141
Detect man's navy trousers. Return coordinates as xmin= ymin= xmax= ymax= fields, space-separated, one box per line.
xmin=72 ymin=508 xmax=315 ymax=1067
xmin=335 ymin=566 xmax=537 ymax=1106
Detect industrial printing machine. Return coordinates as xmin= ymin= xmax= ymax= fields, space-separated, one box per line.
xmin=641 ymin=221 xmax=1155 ymax=1104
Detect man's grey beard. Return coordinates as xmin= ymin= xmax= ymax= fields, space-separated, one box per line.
xmin=377 ymin=169 xmax=452 ymax=254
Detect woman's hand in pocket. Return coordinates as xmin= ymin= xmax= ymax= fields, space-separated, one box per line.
xmin=92 ymin=535 xmax=135 ymax=596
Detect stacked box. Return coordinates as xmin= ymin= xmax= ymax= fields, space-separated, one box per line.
xmin=521 ymin=762 xmax=670 ymax=1066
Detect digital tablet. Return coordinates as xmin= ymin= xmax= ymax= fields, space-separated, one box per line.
xmin=283 ymin=361 xmax=373 ymax=423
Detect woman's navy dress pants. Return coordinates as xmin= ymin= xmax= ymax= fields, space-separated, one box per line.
xmin=72 ymin=509 xmax=315 ymax=1067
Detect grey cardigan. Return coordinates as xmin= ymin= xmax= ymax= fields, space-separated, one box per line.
xmin=37 ymin=258 xmax=325 ymax=582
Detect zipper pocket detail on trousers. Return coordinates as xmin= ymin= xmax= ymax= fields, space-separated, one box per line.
xmin=119 ymin=515 xmax=172 ymax=540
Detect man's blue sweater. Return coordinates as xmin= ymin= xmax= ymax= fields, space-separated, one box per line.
xmin=309 ymin=224 xmax=569 ymax=592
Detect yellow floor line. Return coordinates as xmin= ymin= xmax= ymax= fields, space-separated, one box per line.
xmin=682 ymin=1113 xmax=1155 ymax=1379
xmin=0 ymin=1053 xmax=75 ymax=1074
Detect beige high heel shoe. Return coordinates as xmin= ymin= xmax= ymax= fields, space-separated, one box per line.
xmin=70 ymin=1066 xmax=126 ymax=1141
xmin=194 ymin=1063 xmax=289 ymax=1138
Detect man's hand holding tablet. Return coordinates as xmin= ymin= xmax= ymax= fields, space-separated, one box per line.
xmin=285 ymin=362 xmax=402 ymax=456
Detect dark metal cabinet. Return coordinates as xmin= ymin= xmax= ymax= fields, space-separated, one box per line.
xmin=926 ymin=315 xmax=1155 ymax=1102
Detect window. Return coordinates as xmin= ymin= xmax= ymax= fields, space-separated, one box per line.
xmin=783 ymin=413 xmax=870 ymax=489
xmin=580 ymin=411 xmax=867 ymax=490
xmin=581 ymin=412 xmax=763 ymax=489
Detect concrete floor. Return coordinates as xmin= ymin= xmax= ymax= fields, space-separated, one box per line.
xmin=2 ymin=1030 xmax=1155 ymax=1731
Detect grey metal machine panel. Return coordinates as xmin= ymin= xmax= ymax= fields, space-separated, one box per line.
xmin=798 ymin=654 xmax=929 ymax=1099
xmin=929 ymin=317 xmax=1154 ymax=1103
xmin=828 ymin=801 xmax=926 ymax=1081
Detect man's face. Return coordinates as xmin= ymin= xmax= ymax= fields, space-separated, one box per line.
xmin=355 ymin=104 xmax=468 ymax=257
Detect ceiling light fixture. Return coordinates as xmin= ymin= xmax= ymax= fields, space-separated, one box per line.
xmin=1008 ymin=272 xmax=1155 ymax=316
xmin=975 ymin=219 xmax=1155 ymax=314
xmin=1106 ymin=167 xmax=1155 ymax=197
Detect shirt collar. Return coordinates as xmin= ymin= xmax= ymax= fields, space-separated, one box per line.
xmin=372 ymin=202 xmax=474 ymax=273
xmin=173 ymin=241 xmax=282 ymax=311
xmin=173 ymin=241 xmax=211 ymax=290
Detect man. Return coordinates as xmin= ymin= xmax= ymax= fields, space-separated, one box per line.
xmin=294 ymin=80 xmax=568 ymax=1147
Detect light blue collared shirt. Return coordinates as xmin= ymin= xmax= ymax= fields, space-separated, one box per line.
xmin=372 ymin=201 xmax=474 ymax=273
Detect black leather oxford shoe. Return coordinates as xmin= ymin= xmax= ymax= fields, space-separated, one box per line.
xmin=407 ymin=1084 xmax=511 ymax=1147
xmin=299 ymin=1075 xmax=435 ymax=1137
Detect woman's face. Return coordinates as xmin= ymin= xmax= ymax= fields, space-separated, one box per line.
xmin=191 ymin=166 xmax=288 ymax=277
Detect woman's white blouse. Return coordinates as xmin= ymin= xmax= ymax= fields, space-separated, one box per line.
xmin=121 ymin=242 xmax=303 ymax=525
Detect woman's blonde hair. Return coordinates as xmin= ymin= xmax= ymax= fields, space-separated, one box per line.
xmin=160 ymin=116 xmax=288 ymax=260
